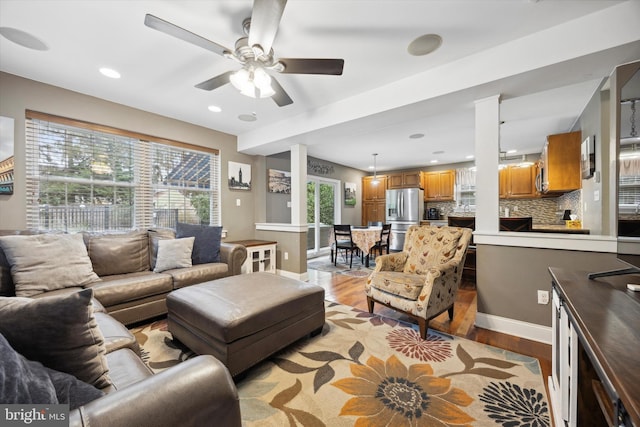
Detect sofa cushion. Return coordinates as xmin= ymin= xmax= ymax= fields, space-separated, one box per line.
xmin=104 ymin=348 xmax=153 ymax=392
xmin=148 ymin=228 xmax=176 ymax=270
xmin=403 ymin=226 xmax=463 ymax=275
xmin=86 ymin=271 xmax=173 ymax=307
xmin=176 ymin=222 xmax=222 ymax=264
xmin=0 ymin=233 xmax=100 ymax=297
xmin=0 ymin=333 xmax=104 ymax=409
xmin=0 ymin=289 xmax=112 ymax=389
xmin=167 ymin=263 xmax=229 ymax=289
xmin=94 ymin=312 xmax=140 ymax=355
xmin=154 ymin=237 xmax=195 ymax=273
xmin=84 ymin=230 xmax=150 ymax=276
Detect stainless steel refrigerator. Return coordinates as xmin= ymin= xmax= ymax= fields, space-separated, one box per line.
xmin=386 ymin=188 xmax=424 ymax=251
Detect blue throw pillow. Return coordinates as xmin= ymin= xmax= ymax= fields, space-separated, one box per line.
xmin=176 ymin=223 xmax=222 ymax=264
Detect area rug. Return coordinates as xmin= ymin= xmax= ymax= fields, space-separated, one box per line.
xmin=308 ymin=255 xmax=375 ymax=278
xmin=132 ymin=301 xmax=550 ymax=426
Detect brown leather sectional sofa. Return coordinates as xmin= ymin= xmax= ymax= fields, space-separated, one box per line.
xmin=0 ymin=228 xmax=248 ymax=325
xmin=0 ymin=229 xmax=247 ymax=425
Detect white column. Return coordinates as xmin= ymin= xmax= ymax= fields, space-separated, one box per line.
xmin=475 ymin=95 xmax=501 ymax=233
xmin=290 ymin=144 xmax=307 ymax=226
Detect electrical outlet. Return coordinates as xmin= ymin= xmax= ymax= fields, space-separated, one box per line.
xmin=284 ymin=252 xmax=289 ymax=260
xmin=513 ymin=206 xmax=518 ymax=212
xmin=537 ymin=290 xmax=549 ymax=305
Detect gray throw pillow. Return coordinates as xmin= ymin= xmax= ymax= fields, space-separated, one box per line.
xmin=0 ymin=234 xmax=99 ymax=297
xmin=153 ymin=237 xmax=195 ymax=273
xmin=148 ymin=228 xmax=176 ymax=270
xmin=0 ymin=333 xmax=103 ymax=409
xmin=0 ymin=289 xmax=112 ymax=389
xmin=176 ymin=222 xmax=222 ymax=264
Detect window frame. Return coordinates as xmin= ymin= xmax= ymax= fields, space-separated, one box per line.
xmin=25 ymin=110 xmax=220 ymax=231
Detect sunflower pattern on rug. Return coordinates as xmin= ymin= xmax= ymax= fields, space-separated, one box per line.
xmin=132 ymin=301 xmax=550 ymax=427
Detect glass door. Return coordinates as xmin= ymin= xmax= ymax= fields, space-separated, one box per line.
xmin=307 ymin=176 xmax=340 ymax=258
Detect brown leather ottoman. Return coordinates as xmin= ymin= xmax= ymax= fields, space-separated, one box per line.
xmin=166 ymin=272 xmax=325 ymax=376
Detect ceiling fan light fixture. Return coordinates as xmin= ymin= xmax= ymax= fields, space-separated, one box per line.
xmin=230 ymin=65 xmax=275 ymax=99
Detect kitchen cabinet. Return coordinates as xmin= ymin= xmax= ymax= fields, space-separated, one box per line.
xmin=422 ymin=170 xmax=454 ymax=201
xmin=228 ymin=240 xmax=277 ymax=274
xmin=362 ymin=200 xmax=386 ymax=225
xmin=541 ymin=131 xmax=582 ymax=193
xmin=388 ymin=171 xmax=422 ymax=189
xmin=362 ymin=175 xmax=387 ymax=201
xmin=362 ymin=175 xmax=387 ymax=225
xmin=499 ymin=164 xmax=538 ymax=199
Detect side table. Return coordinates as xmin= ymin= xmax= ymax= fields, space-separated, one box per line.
xmin=226 ymin=240 xmax=277 ymax=274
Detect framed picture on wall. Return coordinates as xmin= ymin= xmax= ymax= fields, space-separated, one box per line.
xmin=581 ymin=135 xmax=595 ymax=179
xmin=344 ymin=182 xmax=356 ymax=206
xmin=0 ymin=116 xmax=15 ymax=195
xmin=268 ymin=169 xmax=291 ymax=194
xmin=228 ymin=161 xmax=251 ymax=190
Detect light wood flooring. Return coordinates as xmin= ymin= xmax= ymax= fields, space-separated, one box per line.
xmin=307 ymin=264 xmax=552 ymax=388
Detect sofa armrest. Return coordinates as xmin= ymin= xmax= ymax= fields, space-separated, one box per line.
xmin=69 ymin=355 xmax=241 ymax=427
xmin=219 ymin=243 xmax=247 ymax=276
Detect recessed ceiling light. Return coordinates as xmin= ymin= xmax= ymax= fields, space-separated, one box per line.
xmin=0 ymin=27 xmax=48 ymax=51
xmin=432 ymin=150 xmax=444 ymax=155
xmin=99 ymin=68 xmax=121 ymax=79
xmin=208 ymin=105 xmax=222 ymax=113
xmin=409 ymin=133 xmax=424 ymax=139
xmin=238 ymin=113 xmax=257 ymax=122
xmin=466 ymin=155 xmax=475 ymax=159
xmin=407 ymin=34 xmax=442 ymax=56
xmin=507 ymin=149 xmax=517 ymax=154
xmin=430 ymin=159 xmax=438 ymax=164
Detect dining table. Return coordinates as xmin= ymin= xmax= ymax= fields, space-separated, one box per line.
xmin=330 ymin=226 xmax=385 ymax=268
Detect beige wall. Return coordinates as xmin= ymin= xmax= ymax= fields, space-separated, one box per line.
xmin=0 ymin=72 xmax=257 ymax=240
xmin=477 ymin=244 xmax=621 ymax=326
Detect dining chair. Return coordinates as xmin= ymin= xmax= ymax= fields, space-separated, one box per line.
xmin=333 ymin=224 xmax=358 ymax=268
xmin=371 ymin=223 xmax=392 ymax=256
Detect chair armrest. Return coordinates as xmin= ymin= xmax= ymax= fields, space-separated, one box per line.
xmin=219 ymin=243 xmax=247 ymax=276
xmin=69 ymin=355 xmax=241 ymax=427
xmin=418 ymin=259 xmax=465 ymax=311
xmin=373 ymin=252 xmax=408 ymax=272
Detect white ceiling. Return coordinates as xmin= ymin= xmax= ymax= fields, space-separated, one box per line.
xmin=1 ymin=0 xmax=639 ymax=172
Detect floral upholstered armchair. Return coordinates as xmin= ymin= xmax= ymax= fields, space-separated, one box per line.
xmin=365 ymin=225 xmax=472 ymax=339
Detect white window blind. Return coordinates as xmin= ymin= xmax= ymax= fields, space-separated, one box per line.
xmin=25 ymin=111 xmax=220 ymax=231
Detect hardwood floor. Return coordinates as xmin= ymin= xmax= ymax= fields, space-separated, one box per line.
xmin=307 ymin=266 xmax=552 ymax=391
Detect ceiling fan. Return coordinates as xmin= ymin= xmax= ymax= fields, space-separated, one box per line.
xmin=144 ymin=0 xmax=344 ymax=107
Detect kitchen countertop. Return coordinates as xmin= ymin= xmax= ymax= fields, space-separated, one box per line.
xmin=531 ymin=224 xmax=590 ymax=234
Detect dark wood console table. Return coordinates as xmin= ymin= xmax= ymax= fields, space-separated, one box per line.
xmin=549 ymin=267 xmax=640 ymax=427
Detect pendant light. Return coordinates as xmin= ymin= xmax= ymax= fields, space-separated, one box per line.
xmin=372 ymin=153 xmax=379 ymax=185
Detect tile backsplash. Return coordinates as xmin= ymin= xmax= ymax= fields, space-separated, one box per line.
xmin=428 ymin=190 xmax=582 ymax=225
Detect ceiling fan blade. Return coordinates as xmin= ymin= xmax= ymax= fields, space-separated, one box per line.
xmin=195 ymin=71 xmax=234 ymax=91
xmin=270 ymin=76 xmax=293 ymax=107
xmin=248 ymin=0 xmax=287 ymax=54
xmin=278 ymin=58 xmax=344 ymax=75
xmin=144 ymin=14 xmax=231 ymax=57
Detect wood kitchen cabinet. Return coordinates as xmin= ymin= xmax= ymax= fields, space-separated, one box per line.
xmin=362 ymin=175 xmax=387 ymax=225
xmin=499 ymin=164 xmax=538 ymax=199
xmin=422 ymin=170 xmax=454 ymax=201
xmin=362 ymin=200 xmax=386 ymax=225
xmin=387 ymin=171 xmax=422 ymax=189
xmin=542 ymin=131 xmax=582 ymax=193
xmin=362 ymin=175 xmax=387 ymax=201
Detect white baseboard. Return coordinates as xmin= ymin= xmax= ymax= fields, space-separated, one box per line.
xmin=475 ymin=312 xmax=552 ymax=344
xmin=278 ymin=269 xmax=308 ymax=282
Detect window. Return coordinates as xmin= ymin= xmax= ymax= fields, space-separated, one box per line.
xmin=455 ymin=167 xmax=476 ymax=212
xmin=25 ymin=111 xmax=220 ymax=232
